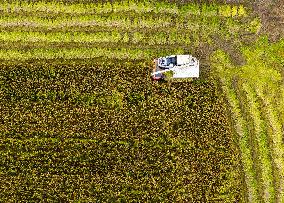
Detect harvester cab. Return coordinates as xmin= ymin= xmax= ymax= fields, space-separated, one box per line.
xmin=152 ymin=55 xmax=199 ymax=81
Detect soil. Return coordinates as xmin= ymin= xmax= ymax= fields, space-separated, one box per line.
xmin=253 ymin=0 xmax=284 ymax=41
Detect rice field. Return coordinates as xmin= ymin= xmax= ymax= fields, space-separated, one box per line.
xmin=0 ymin=0 xmax=283 ymax=202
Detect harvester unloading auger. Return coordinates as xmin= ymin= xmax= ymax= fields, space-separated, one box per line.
xmin=151 ymin=55 xmax=199 ymax=81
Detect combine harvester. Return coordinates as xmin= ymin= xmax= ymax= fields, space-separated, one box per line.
xmin=151 ymin=55 xmax=199 ymax=81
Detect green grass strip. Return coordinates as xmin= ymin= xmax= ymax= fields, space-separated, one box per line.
xmin=0 ymin=14 xmax=256 ymax=42
xmin=242 ymin=83 xmax=275 ymax=202
xmin=255 ymin=87 xmax=284 ymax=202
xmin=0 ymin=30 xmax=192 ymax=46
xmin=211 ymin=50 xmax=259 ymax=202
xmin=0 ymin=1 xmax=248 ymax=17
xmin=0 ymin=47 xmax=185 ymax=60
xmin=0 ymin=15 xmax=173 ymax=29
xmin=0 ymin=31 xmax=121 ymax=43
xmin=225 ymin=84 xmax=259 ymax=203
xmin=0 ymin=47 xmax=147 ymax=60
xmin=0 ymin=15 xmax=254 ymax=45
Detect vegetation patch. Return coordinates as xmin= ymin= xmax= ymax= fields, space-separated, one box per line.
xmin=0 ymin=0 xmax=283 ymax=202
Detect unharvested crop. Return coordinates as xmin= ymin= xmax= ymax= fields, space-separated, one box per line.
xmin=0 ymin=60 xmax=243 ymax=201
xmin=0 ymin=0 xmax=277 ymax=202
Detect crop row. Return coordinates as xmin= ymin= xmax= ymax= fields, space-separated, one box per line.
xmin=0 ymin=47 xmax=162 ymax=60
xmin=224 ymin=84 xmax=259 ymax=203
xmin=0 ymin=31 xmax=193 ymax=46
xmin=0 ymin=43 xmax=195 ymax=56
xmin=211 ymin=36 xmax=284 ymax=202
xmin=0 ymin=1 xmax=248 ymax=17
xmin=241 ymin=83 xmax=275 ymax=202
xmin=210 ymin=50 xmax=258 ymax=202
xmin=0 ymin=14 xmax=253 ymax=32
xmin=240 ymin=41 xmax=284 ymax=202
xmin=0 ymin=14 xmax=172 ymax=29
xmin=0 ymin=15 xmax=260 ymax=58
xmin=255 ymin=87 xmax=284 ymax=201
xmin=279 ymin=88 xmax=284 ymax=130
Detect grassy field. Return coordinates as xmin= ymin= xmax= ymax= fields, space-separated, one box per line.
xmin=211 ymin=37 xmax=284 ymax=202
xmin=0 ymin=0 xmax=283 ymax=202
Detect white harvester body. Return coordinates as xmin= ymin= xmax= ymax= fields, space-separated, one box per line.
xmin=152 ymin=55 xmax=199 ymax=80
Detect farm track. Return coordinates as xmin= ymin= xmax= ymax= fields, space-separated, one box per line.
xmin=253 ymin=0 xmax=284 ymax=41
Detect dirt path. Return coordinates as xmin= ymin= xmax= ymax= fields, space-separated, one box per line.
xmin=253 ymin=0 xmax=284 ymax=41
